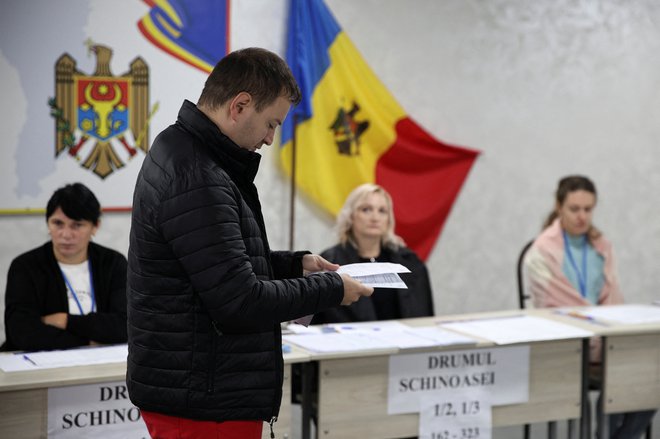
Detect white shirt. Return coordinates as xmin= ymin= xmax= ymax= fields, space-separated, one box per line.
xmin=58 ymin=260 xmax=94 ymax=315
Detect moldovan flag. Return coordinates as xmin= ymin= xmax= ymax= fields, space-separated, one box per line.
xmin=281 ymin=0 xmax=480 ymax=260
xmin=137 ymin=0 xmax=230 ymax=73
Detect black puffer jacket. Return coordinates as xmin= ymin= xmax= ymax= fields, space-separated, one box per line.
xmin=126 ymin=100 xmax=343 ymax=422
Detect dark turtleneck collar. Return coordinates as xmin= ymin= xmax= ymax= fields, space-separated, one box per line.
xmin=176 ymin=99 xmax=261 ymax=183
xmin=342 ymin=242 xmax=391 ymax=261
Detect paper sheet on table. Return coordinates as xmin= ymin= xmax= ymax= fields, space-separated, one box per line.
xmin=578 ymin=304 xmax=660 ymax=324
xmin=284 ymin=321 xmax=477 ymax=351
xmin=283 ymin=332 xmax=398 ymax=353
xmin=0 ymin=344 xmax=128 ymax=372
xmin=337 ymin=262 xmax=410 ymax=288
xmin=324 ymin=320 xmax=410 ymax=333
xmin=439 ymin=315 xmax=594 ymax=345
xmin=324 ymin=321 xmax=475 ymax=345
xmin=403 ymin=326 xmax=479 ymax=347
xmin=0 ymin=353 xmax=35 ymax=372
xmin=361 ymin=326 xmax=478 ymax=349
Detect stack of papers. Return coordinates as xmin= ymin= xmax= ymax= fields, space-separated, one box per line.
xmin=337 ymin=262 xmax=410 ymax=288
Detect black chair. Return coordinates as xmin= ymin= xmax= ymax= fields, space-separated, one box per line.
xmin=516 ymin=239 xmax=534 ymax=311
xmin=517 ymin=239 xmax=556 ymax=439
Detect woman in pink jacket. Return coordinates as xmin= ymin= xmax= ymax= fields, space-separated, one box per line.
xmin=524 ymin=175 xmax=655 ymax=439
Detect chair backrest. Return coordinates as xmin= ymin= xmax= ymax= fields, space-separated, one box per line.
xmin=516 ymin=240 xmax=535 ymax=310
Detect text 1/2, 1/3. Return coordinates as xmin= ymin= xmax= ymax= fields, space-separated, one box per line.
xmin=434 ymin=401 xmax=480 ymax=417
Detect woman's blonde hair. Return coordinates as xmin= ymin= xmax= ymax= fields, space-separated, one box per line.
xmin=336 ymin=183 xmax=405 ymax=250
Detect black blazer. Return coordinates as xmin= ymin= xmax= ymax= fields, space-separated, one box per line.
xmin=3 ymin=241 xmax=127 ymax=351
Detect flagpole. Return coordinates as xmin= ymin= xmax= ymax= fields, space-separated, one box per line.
xmin=288 ymin=114 xmax=298 ymax=251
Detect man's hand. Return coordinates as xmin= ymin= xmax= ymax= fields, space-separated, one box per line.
xmin=339 ymin=273 xmax=374 ymax=305
xmin=41 ymin=312 xmax=68 ymax=329
xmin=302 ymin=254 xmax=340 ymax=275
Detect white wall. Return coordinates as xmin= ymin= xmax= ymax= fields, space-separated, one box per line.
xmin=2 ymin=0 xmax=660 ymax=345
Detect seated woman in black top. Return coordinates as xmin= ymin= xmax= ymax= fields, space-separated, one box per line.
xmin=312 ymin=183 xmax=434 ymax=324
xmin=2 ymin=183 xmax=128 ymax=351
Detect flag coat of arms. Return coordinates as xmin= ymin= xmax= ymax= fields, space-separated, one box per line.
xmin=281 ymin=0 xmax=480 ymax=260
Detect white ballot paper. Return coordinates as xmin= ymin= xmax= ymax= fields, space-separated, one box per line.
xmin=337 ymin=262 xmax=410 ymax=288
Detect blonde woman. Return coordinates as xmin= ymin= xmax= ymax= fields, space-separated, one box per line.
xmin=312 ymin=183 xmax=433 ymax=324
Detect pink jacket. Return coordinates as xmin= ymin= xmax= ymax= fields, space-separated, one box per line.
xmin=524 ymin=218 xmax=623 ymax=361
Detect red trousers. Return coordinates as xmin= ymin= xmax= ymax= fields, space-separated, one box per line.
xmin=141 ymin=410 xmax=263 ymax=439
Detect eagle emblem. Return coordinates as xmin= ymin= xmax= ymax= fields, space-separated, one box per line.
xmin=49 ymin=41 xmax=156 ymax=179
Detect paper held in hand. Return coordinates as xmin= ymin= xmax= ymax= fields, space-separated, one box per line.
xmin=337 ymin=262 xmax=410 ymax=289
xmin=292 ymin=262 xmax=411 ymax=327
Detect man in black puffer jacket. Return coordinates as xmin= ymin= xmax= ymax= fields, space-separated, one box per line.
xmin=127 ymin=48 xmax=373 ymax=438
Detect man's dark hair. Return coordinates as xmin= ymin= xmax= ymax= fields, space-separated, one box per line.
xmin=46 ymin=183 xmax=101 ymax=225
xmin=198 ymin=47 xmax=302 ymax=112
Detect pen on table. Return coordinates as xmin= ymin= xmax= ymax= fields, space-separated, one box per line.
xmin=22 ymin=355 xmax=37 ymax=366
xmin=567 ymin=311 xmax=594 ymax=320
xmin=562 ymin=311 xmax=608 ymax=326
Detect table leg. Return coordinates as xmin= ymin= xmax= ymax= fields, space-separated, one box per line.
xmin=301 ymin=362 xmax=314 ymax=439
xmin=598 ymin=336 xmax=609 ymax=439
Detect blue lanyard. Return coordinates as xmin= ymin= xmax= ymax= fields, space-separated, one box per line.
xmin=562 ymin=230 xmax=588 ymax=298
xmin=60 ymin=260 xmax=96 ymax=314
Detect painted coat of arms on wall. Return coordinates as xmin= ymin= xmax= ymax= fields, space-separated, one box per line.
xmin=49 ymin=41 xmax=154 ymax=179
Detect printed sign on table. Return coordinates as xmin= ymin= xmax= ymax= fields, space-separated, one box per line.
xmin=47 ymin=381 xmax=148 ymax=438
xmin=388 ymin=345 xmax=529 ymax=415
